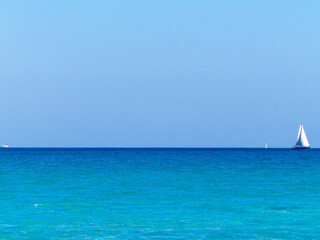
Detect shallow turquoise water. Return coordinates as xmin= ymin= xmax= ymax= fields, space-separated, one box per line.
xmin=0 ymin=148 xmax=320 ymax=239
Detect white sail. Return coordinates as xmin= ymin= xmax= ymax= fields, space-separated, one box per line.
xmin=295 ymin=124 xmax=310 ymax=147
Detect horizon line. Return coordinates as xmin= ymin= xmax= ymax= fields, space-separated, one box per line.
xmin=0 ymin=147 xmax=316 ymax=149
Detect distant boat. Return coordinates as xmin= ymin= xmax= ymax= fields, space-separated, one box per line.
xmin=293 ymin=124 xmax=310 ymax=150
xmin=1 ymin=144 xmax=8 ymax=148
xmin=265 ymin=143 xmax=268 ymax=149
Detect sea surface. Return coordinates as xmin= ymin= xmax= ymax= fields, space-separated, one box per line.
xmin=0 ymin=148 xmax=320 ymax=239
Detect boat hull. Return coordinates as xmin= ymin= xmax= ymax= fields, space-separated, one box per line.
xmin=292 ymin=146 xmax=310 ymax=150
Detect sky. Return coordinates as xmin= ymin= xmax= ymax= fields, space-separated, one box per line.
xmin=1 ymin=1 xmax=320 ymax=147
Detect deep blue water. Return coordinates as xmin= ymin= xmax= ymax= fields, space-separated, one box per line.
xmin=1 ymin=148 xmax=320 ymax=239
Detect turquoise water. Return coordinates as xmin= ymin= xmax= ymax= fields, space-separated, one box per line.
xmin=1 ymin=148 xmax=320 ymax=239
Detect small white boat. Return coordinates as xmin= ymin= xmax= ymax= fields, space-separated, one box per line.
xmin=1 ymin=144 xmax=8 ymax=148
xmin=265 ymin=143 xmax=268 ymax=149
xmin=293 ymin=124 xmax=310 ymax=150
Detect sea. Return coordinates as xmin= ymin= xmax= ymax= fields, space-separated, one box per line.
xmin=0 ymin=148 xmax=319 ymax=239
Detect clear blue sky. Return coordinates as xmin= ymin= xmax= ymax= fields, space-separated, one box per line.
xmin=1 ymin=1 xmax=320 ymax=147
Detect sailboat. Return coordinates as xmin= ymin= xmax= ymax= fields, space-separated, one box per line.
xmin=293 ymin=124 xmax=310 ymax=150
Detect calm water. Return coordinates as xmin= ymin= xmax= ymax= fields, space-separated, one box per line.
xmin=0 ymin=148 xmax=320 ymax=239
